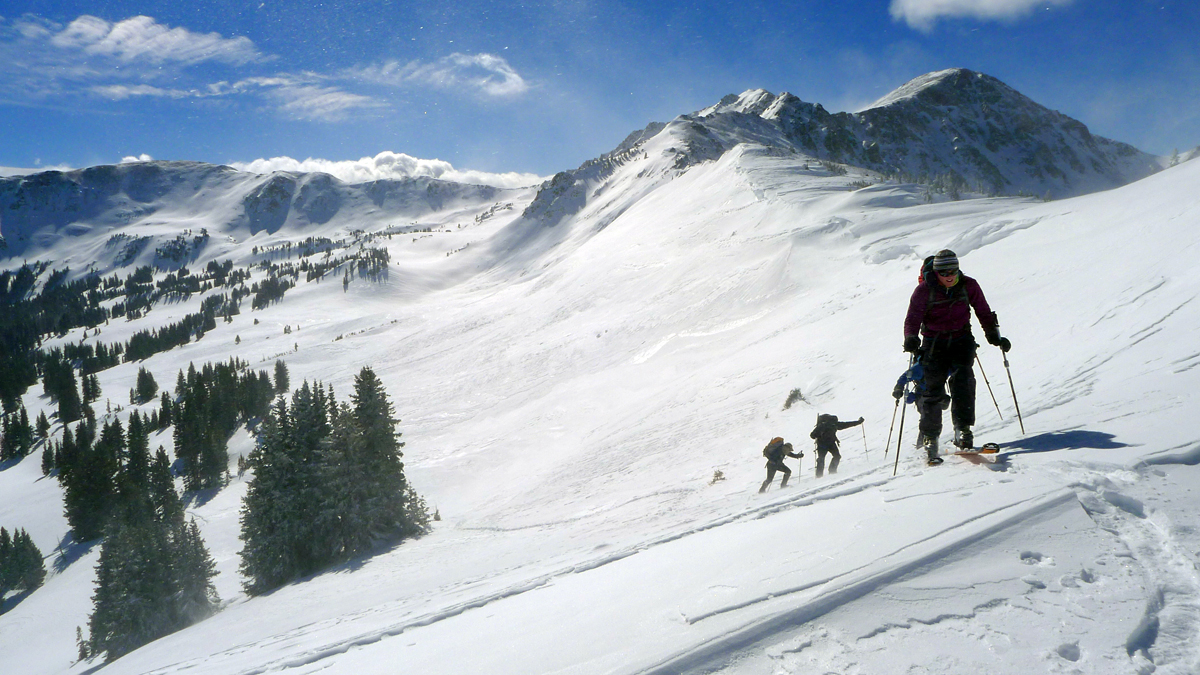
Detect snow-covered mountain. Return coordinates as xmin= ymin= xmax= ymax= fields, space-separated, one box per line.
xmin=3 ymin=69 xmax=1200 ymax=675
xmin=689 ymin=68 xmax=1160 ymax=198
xmin=0 ymin=160 xmax=526 ymax=263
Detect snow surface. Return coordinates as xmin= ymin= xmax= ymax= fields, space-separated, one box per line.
xmin=2 ymin=142 xmax=1200 ymax=675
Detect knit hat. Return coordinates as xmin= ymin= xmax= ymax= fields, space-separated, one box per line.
xmin=932 ymin=249 xmax=959 ymax=272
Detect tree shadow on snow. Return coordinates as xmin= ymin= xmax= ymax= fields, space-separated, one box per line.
xmin=53 ymin=534 xmax=99 ymax=574
xmin=0 ymin=588 xmax=34 ymax=615
xmin=986 ymin=430 xmax=1130 ymax=471
xmin=182 ymin=485 xmax=223 ymax=510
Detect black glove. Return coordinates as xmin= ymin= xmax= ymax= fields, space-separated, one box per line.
xmin=985 ymin=329 xmax=1011 ymax=352
xmin=858 ymin=416 xmax=864 ymax=424
xmin=903 ymin=335 xmax=920 ymax=353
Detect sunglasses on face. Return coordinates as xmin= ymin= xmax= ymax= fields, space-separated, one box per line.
xmin=936 ymin=269 xmax=958 ymax=277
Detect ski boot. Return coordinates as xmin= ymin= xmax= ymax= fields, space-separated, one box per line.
xmin=918 ymin=432 xmax=943 ymax=465
xmin=953 ymin=427 xmax=974 ymax=450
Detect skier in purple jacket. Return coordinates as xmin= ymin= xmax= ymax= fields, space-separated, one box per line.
xmin=903 ymin=249 xmax=1011 ymax=464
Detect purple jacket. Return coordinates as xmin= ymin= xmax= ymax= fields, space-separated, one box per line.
xmin=904 ymin=273 xmax=997 ymax=339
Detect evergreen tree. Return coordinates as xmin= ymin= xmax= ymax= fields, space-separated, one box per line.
xmin=115 ymin=414 xmax=153 ymax=522
xmin=135 ymin=367 xmax=159 ymax=404
xmin=171 ymin=519 xmax=219 ymax=624
xmin=41 ymin=442 xmax=55 ymax=476
xmin=15 ymin=405 xmax=33 ymax=457
xmin=0 ymin=527 xmax=46 ymax=594
xmin=62 ymin=422 xmax=120 ymax=542
xmin=348 ymin=367 xmax=424 ymax=538
xmin=238 ymin=398 xmax=300 ymax=595
xmin=82 ymin=373 xmax=101 ymax=404
xmin=87 ymin=477 xmax=218 ymax=661
xmin=58 ymin=375 xmax=83 ymax=425
xmin=76 ymin=626 xmax=90 ymax=662
xmin=12 ymin=528 xmax=46 ymax=590
xmin=273 ymin=360 xmax=290 ymax=396
xmin=88 ymin=518 xmax=176 ymax=659
xmin=55 ymin=424 xmax=78 ymax=481
xmin=36 ymin=410 xmax=51 ymax=439
xmin=159 ymin=390 xmax=173 ymax=428
xmin=0 ymin=413 xmax=12 ymax=461
xmin=0 ymin=527 xmax=10 ymax=590
xmin=149 ymin=447 xmax=183 ymax=526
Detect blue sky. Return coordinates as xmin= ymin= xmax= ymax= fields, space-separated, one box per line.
xmin=1 ymin=0 xmax=1197 ymax=183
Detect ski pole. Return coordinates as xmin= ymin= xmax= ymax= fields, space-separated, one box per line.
xmin=893 ymin=398 xmax=907 ymax=476
xmin=893 ymin=355 xmax=915 ymax=476
xmin=861 ymin=422 xmax=868 ymax=458
xmin=975 ymin=354 xmax=1003 ymax=420
xmin=1002 ymin=351 xmax=1025 ymax=435
xmin=885 ymin=398 xmax=899 ymax=458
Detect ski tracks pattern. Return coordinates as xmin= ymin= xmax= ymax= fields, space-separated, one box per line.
xmin=1071 ymin=462 xmax=1200 ymax=674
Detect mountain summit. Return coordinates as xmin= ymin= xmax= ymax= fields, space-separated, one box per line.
xmin=690 ymin=68 xmax=1159 ymax=198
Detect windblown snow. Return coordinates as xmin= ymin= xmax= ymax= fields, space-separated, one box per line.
xmin=2 ymin=132 xmax=1200 ymax=674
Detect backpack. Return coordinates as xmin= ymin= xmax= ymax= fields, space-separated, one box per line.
xmin=919 ymin=255 xmax=936 ymax=285
xmin=762 ymin=437 xmax=784 ymax=458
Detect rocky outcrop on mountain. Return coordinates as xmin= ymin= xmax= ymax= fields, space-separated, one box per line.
xmin=693 ymin=69 xmax=1161 ymax=198
xmin=517 ymin=69 xmax=1159 ymax=233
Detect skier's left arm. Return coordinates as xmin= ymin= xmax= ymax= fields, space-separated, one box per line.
xmin=967 ymin=278 xmax=1011 ymax=352
xmin=836 ymin=417 xmax=864 ymax=430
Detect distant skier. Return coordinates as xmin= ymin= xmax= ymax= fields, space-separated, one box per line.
xmin=810 ymin=414 xmax=863 ymax=477
xmin=903 ymin=249 xmax=1011 ymax=464
xmin=759 ymin=437 xmax=802 ymax=492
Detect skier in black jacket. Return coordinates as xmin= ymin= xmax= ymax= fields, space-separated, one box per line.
xmin=810 ymin=414 xmax=864 ymax=477
xmin=759 ymin=437 xmax=803 ymax=492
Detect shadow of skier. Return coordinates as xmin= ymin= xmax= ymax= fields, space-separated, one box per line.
xmin=984 ymin=430 xmax=1130 ymax=472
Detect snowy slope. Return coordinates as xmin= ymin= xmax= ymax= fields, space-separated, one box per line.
xmin=3 ymin=129 xmax=1200 ymax=674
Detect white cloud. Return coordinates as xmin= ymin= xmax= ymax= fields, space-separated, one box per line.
xmin=0 ymin=15 xmax=527 ymax=124
xmin=0 ymin=163 xmax=74 ymax=177
xmin=50 ymin=15 xmax=266 ymax=66
xmin=92 ymin=83 xmax=198 ymax=100
xmin=120 ymin=154 xmax=154 ymax=163
xmin=228 ymin=74 xmax=383 ymax=121
xmin=275 ymin=85 xmax=382 ymax=121
xmin=351 ymin=53 xmax=529 ymax=98
xmin=889 ymin=0 xmax=1074 ymax=32
xmin=230 ymin=151 xmax=545 ymax=189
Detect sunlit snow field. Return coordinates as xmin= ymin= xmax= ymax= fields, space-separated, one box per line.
xmin=3 ymin=144 xmax=1200 ymax=674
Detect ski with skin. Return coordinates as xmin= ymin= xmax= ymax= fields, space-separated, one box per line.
xmin=951 ymin=442 xmax=1000 ymax=464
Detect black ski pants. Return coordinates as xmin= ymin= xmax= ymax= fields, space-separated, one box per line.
xmin=815 ymin=446 xmax=840 ymax=477
xmin=759 ymin=460 xmax=792 ymax=492
xmin=917 ymin=333 xmax=977 ymax=439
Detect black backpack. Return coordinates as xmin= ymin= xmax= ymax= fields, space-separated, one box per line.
xmin=762 ymin=437 xmax=784 ymax=458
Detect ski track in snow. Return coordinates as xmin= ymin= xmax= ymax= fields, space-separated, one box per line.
xmin=673 ymin=459 xmax=1200 ymax=675
xmin=124 ymin=468 xmax=903 ymax=675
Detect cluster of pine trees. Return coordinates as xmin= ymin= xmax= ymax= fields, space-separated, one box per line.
xmin=85 ymin=479 xmax=218 ymax=660
xmin=239 ymin=367 xmax=430 ymax=595
xmin=36 ymin=399 xmax=219 ymax=661
xmin=54 ymin=412 xmax=167 ymax=542
xmin=172 ymin=358 xmax=276 ymax=492
xmin=0 ymin=527 xmax=45 ymax=598
xmin=0 ymin=406 xmax=36 ymax=462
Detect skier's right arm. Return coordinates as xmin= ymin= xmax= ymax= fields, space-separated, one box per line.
xmin=903 ymin=285 xmax=927 ymax=351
